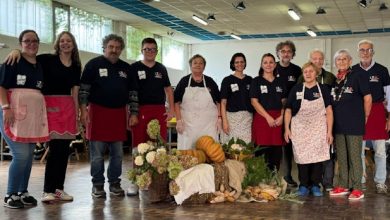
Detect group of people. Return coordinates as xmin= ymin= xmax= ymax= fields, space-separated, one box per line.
xmin=0 ymin=29 xmax=388 ymax=210
xmin=174 ymin=40 xmax=389 ymax=201
xmin=0 ymin=30 xmax=174 ymax=209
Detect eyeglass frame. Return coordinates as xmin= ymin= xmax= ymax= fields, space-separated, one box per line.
xmin=142 ymin=48 xmax=158 ymax=53
xmin=21 ymin=39 xmax=40 ymax=45
xmin=358 ymin=48 xmax=374 ymax=54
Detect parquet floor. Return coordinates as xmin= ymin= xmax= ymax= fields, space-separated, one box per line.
xmin=1 ymin=152 xmax=390 ymax=220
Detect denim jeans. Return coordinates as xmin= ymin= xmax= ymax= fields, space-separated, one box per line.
xmin=361 ymin=140 xmax=387 ymax=184
xmin=0 ymin=111 xmax=35 ymax=195
xmin=89 ymin=141 xmax=123 ymax=186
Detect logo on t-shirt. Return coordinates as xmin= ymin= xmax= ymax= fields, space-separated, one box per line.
xmin=118 ymin=71 xmax=127 ymax=78
xmin=288 ymin=76 xmax=296 ymax=82
xmin=16 ymin=74 xmax=26 ymax=85
xmin=344 ymin=87 xmax=353 ymax=94
xmin=246 ymin=84 xmax=250 ymax=90
xmin=276 ymin=86 xmax=283 ymax=93
xmin=154 ymin=72 xmax=162 ymax=79
xmin=369 ymin=75 xmax=379 ymax=82
xmin=313 ymin=92 xmax=320 ymax=98
xmin=36 ymin=81 xmax=43 ymax=89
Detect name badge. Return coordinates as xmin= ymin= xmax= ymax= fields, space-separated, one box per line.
xmin=260 ymin=85 xmax=268 ymax=94
xmin=138 ymin=71 xmax=146 ymax=80
xmin=296 ymin=91 xmax=303 ymax=100
xmin=16 ymin=75 xmax=26 ymax=85
xmin=230 ymin=83 xmax=239 ymax=92
xmin=99 ymin=68 xmax=108 ymax=77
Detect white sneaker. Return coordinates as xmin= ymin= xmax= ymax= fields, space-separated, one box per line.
xmin=126 ymin=183 xmax=138 ymax=196
xmin=55 ymin=189 xmax=73 ymax=201
xmin=41 ymin=192 xmax=56 ymax=202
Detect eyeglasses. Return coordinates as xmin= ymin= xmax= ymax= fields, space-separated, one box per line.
xmin=142 ymin=48 xmax=158 ymax=53
xmin=279 ymin=50 xmax=292 ymax=54
xmin=234 ymin=61 xmax=245 ymax=64
xmin=21 ymin=39 xmax=39 ymax=45
xmin=358 ymin=48 xmax=374 ymax=54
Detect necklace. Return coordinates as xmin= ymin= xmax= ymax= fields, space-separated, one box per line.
xmin=333 ymin=76 xmax=348 ymax=102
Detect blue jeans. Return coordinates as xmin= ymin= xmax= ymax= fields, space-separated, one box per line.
xmin=89 ymin=141 xmax=123 ymax=186
xmin=361 ymin=140 xmax=387 ymax=184
xmin=0 ymin=111 xmax=35 ymax=195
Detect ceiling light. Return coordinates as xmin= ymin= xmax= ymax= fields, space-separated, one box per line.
xmin=233 ymin=1 xmax=246 ymax=10
xmin=316 ymin=7 xmax=326 ymax=14
xmin=306 ymin=29 xmax=317 ymax=37
xmin=358 ymin=0 xmax=372 ymax=8
xmin=230 ymin=33 xmax=242 ymax=40
xmin=288 ymin=8 xmax=301 ymax=21
xmin=207 ymin=13 xmax=216 ymax=21
xmin=379 ymin=3 xmax=388 ymax=11
xmin=192 ymin=15 xmax=208 ymax=26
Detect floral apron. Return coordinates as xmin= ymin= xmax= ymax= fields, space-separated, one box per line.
xmin=291 ymin=83 xmax=330 ymax=164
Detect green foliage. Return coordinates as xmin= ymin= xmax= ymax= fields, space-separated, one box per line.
xmin=241 ymin=156 xmax=277 ymax=189
xmin=222 ymin=137 xmax=256 ymax=155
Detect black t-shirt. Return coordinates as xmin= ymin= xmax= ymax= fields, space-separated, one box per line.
xmin=80 ymin=56 xmax=137 ymax=108
xmin=38 ymin=54 xmax=81 ymax=95
xmin=0 ymin=56 xmax=44 ymax=90
xmin=174 ymin=74 xmax=220 ymax=104
xmin=249 ymin=76 xmax=287 ymax=110
xmin=352 ymin=62 xmax=390 ymax=103
xmin=130 ymin=61 xmax=171 ymax=105
xmin=276 ymin=62 xmax=302 ymax=94
xmin=220 ymin=74 xmax=253 ymax=112
xmin=332 ymin=70 xmax=371 ymax=135
xmin=286 ymin=83 xmax=332 ymax=116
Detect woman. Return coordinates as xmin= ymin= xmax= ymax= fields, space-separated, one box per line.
xmin=284 ymin=62 xmax=333 ymax=197
xmin=220 ymin=53 xmax=253 ymax=143
xmin=0 ymin=30 xmax=49 ymax=209
xmin=174 ymin=54 xmax=221 ymax=149
xmin=5 ymin=31 xmax=81 ymax=202
xmin=329 ymin=49 xmax=372 ymax=200
xmin=249 ymin=53 xmax=286 ymax=170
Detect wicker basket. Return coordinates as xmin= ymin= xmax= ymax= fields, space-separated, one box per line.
xmin=139 ymin=172 xmax=169 ymax=203
xmin=228 ymin=152 xmax=254 ymax=161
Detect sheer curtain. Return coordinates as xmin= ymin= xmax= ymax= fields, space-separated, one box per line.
xmin=162 ymin=37 xmax=185 ymax=70
xmin=0 ymin=0 xmax=52 ymax=43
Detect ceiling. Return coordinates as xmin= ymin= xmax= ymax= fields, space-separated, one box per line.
xmin=57 ymin=0 xmax=390 ymax=44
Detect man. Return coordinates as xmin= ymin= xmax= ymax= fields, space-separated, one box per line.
xmin=299 ymin=49 xmax=336 ymax=191
xmin=128 ymin=37 xmax=174 ymax=195
xmin=353 ymin=39 xmax=390 ymax=194
xmin=79 ymin=34 xmax=138 ymax=198
xmin=275 ymin=40 xmax=302 ymax=187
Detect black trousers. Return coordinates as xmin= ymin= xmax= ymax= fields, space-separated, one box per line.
xmin=283 ymin=142 xmax=295 ymax=178
xmin=44 ymin=139 xmax=71 ymax=193
xmin=255 ymin=146 xmax=283 ymax=171
xmin=297 ymin=162 xmax=323 ymax=187
xmin=322 ymin=151 xmax=336 ymax=187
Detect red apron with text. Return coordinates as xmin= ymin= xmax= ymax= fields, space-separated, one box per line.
xmin=5 ymin=88 xmax=49 ymax=143
xmin=45 ymin=95 xmax=78 ymax=137
xmin=86 ymin=103 xmax=127 ymax=141
xmin=252 ymin=110 xmax=284 ymax=146
xmin=363 ymin=102 xmax=388 ymax=140
xmin=291 ymin=83 xmax=330 ymax=164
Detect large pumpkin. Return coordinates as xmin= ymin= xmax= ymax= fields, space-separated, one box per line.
xmin=195 ymin=135 xmax=215 ymax=152
xmin=207 ymin=142 xmax=225 ymax=163
xmin=177 ymin=149 xmax=207 ymax=163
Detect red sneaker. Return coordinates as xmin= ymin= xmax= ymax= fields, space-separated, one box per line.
xmin=348 ymin=190 xmax=364 ymax=200
xmin=329 ymin=187 xmax=350 ymax=196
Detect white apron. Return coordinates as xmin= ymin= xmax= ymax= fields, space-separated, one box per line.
xmin=177 ymin=75 xmax=218 ymax=150
xmin=291 ymin=83 xmax=330 ymax=164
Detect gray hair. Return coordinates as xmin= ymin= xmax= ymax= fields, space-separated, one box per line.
xmin=357 ymin=39 xmax=374 ymax=49
xmin=102 ymin=34 xmax=125 ymax=50
xmin=333 ymin=49 xmax=352 ymax=65
xmin=309 ymin=49 xmax=324 ymax=59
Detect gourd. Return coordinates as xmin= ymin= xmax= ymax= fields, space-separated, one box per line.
xmin=195 ymin=136 xmax=225 ymax=163
xmin=195 ymin=135 xmax=215 ymax=152
xmin=177 ymin=149 xmax=207 ymax=163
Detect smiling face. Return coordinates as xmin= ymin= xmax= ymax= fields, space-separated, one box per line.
xmin=261 ymin=55 xmax=276 ymax=74
xmin=103 ymin=40 xmax=122 ymax=63
xmin=141 ymin=42 xmax=158 ymax=62
xmin=20 ymin=31 xmax=39 ymax=57
xmin=310 ymin=51 xmax=324 ymax=69
xmin=190 ymin=57 xmax=205 ymax=74
xmin=58 ymin=33 xmax=74 ymax=54
xmin=233 ymin=56 xmax=246 ymax=72
xmin=303 ymin=64 xmax=318 ymax=84
xmin=358 ymin=42 xmax=374 ymax=65
xmin=277 ymin=45 xmax=293 ymax=65
xmin=335 ymin=53 xmax=352 ymax=71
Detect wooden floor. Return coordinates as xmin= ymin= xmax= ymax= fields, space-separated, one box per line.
xmin=1 ymin=153 xmax=390 ymax=220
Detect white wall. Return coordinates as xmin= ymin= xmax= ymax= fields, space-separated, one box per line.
xmin=189 ymin=35 xmax=390 ymax=87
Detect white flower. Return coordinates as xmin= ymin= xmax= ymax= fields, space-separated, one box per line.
xmin=146 ymin=151 xmax=156 ymax=164
xmin=156 ymin=148 xmax=166 ymax=154
xmin=231 ymin=144 xmax=243 ymax=151
xmin=137 ymin=143 xmax=151 ymax=154
xmin=134 ymin=155 xmax=144 ymax=166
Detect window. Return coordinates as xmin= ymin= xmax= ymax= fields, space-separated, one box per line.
xmin=0 ymin=0 xmax=52 ymax=43
xmin=70 ymin=7 xmax=112 ymax=54
xmin=53 ymin=1 xmax=70 ymax=38
xmin=161 ymin=37 xmax=185 ymax=70
xmin=126 ymin=26 xmax=161 ymax=62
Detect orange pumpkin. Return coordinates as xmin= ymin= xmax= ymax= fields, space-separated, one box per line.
xmin=195 ymin=136 xmax=215 ymax=152
xmin=206 ymin=143 xmax=225 ymax=163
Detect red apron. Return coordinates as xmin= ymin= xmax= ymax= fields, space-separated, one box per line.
xmin=86 ymin=103 xmax=127 ymax=141
xmin=363 ymin=102 xmax=388 ymax=140
xmin=5 ymin=89 xmax=49 ymax=143
xmin=252 ymin=110 xmax=284 ymax=146
xmin=45 ymin=95 xmax=78 ymax=138
xmin=131 ymin=105 xmax=167 ymax=147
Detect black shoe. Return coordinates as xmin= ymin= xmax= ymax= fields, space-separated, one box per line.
xmin=92 ymin=185 xmax=106 ymax=198
xmin=18 ymin=192 xmax=37 ymax=206
xmin=109 ymin=183 xmax=125 ymax=197
xmin=4 ymin=194 xmax=24 ymax=209
xmin=284 ymin=176 xmax=298 ymax=187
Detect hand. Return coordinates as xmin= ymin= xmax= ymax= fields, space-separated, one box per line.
xmin=165 ymin=110 xmax=175 ymax=121
xmin=216 ymin=117 xmax=222 ymax=133
xmin=265 ymin=116 xmax=275 ymax=127
xmin=222 ymin=119 xmax=230 ymax=135
xmin=274 ymin=115 xmax=283 ymax=127
xmin=176 ymin=119 xmax=184 ymax=134
xmin=80 ymin=108 xmax=89 ymax=127
xmin=284 ymin=129 xmax=291 ymax=143
xmin=327 ymin=133 xmax=334 ymax=145
xmin=2 ymin=109 xmax=14 ymax=127
xmin=4 ymin=49 xmax=21 ymax=65
xmin=386 ymin=118 xmax=390 ymax=132
xmin=129 ymin=115 xmax=138 ymax=127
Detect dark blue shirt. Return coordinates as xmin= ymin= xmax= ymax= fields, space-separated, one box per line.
xmin=220 ymin=74 xmax=253 ymax=112
xmin=276 ymin=62 xmax=302 ymax=94
xmin=249 ymin=76 xmax=287 ymax=110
